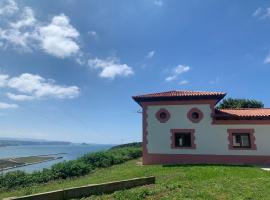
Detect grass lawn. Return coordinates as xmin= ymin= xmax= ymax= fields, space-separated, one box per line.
xmin=1 ymin=158 xmax=270 ymax=200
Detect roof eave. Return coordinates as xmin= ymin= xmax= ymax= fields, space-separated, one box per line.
xmin=132 ymin=94 xmax=226 ymax=107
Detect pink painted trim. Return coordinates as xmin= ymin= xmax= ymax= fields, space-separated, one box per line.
xmin=227 ymin=129 xmax=257 ymax=150
xmin=155 ymin=108 xmax=170 ymax=123
xmin=142 ymin=104 xmax=149 ymax=164
xmin=170 ymin=129 xmax=196 ymax=149
xmin=187 ymin=107 xmax=204 ymax=123
xmin=142 ymin=100 xmax=217 ymax=106
xmin=142 ymin=153 xmax=270 ymax=165
xmin=213 ymin=120 xmax=270 ymax=125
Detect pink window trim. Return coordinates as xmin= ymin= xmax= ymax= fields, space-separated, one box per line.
xmin=155 ymin=108 xmax=171 ymax=123
xmin=187 ymin=107 xmax=204 ymax=123
xmin=227 ymin=129 xmax=257 ymax=150
xmin=171 ymin=129 xmax=196 ymax=149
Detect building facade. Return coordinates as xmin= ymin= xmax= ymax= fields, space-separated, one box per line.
xmin=133 ymin=91 xmax=270 ymax=165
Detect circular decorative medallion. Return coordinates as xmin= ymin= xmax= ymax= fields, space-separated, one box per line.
xmin=156 ymin=108 xmax=170 ymax=123
xmin=187 ymin=108 xmax=203 ymax=123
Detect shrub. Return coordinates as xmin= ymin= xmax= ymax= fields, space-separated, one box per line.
xmin=0 ymin=146 xmax=142 ymax=190
xmin=51 ymin=160 xmax=91 ymax=179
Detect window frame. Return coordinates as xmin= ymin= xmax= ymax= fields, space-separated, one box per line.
xmin=171 ymin=129 xmax=196 ymax=149
xmin=227 ymin=129 xmax=257 ymax=150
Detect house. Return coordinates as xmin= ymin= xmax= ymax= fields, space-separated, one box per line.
xmin=132 ymin=90 xmax=270 ymax=165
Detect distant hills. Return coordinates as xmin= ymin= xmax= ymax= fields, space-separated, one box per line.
xmin=0 ymin=137 xmax=71 ymax=147
xmin=110 ymin=142 xmax=142 ymax=150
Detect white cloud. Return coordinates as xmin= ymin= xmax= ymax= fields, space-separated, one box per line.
xmin=7 ymin=73 xmax=80 ymax=99
xmin=0 ymin=74 xmax=9 ymax=87
xmin=0 ymin=102 xmax=18 ymax=109
xmin=264 ymin=52 xmax=270 ymax=64
xmin=0 ymin=1 xmax=80 ymax=58
xmin=0 ymin=23 xmax=32 ymax=51
xmin=0 ymin=73 xmax=80 ymax=101
xmin=154 ymin=0 xmax=163 ymax=6
xmin=165 ymin=65 xmax=190 ymax=82
xmin=179 ymin=80 xmax=189 ymax=85
xmin=146 ymin=50 xmax=155 ymax=59
xmin=253 ymin=7 xmax=262 ymax=17
xmin=0 ymin=0 xmax=18 ymax=15
xmin=0 ymin=4 xmax=36 ymax=51
xmin=253 ymin=6 xmax=270 ymax=19
xmin=88 ymin=31 xmax=97 ymax=38
xmin=6 ymin=93 xmax=34 ymax=101
xmin=38 ymin=14 xmax=80 ymax=58
xmin=88 ymin=57 xmax=134 ymax=79
xmin=10 ymin=7 xmax=36 ymax=29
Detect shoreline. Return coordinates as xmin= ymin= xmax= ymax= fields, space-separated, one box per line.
xmin=0 ymin=156 xmax=64 ymax=172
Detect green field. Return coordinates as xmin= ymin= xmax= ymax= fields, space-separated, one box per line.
xmin=1 ymin=158 xmax=270 ymax=200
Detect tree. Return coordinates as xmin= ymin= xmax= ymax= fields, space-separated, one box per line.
xmin=217 ymin=98 xmax=264 ymax=109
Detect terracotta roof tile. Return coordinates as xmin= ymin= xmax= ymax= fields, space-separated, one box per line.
xmin=133 ymin=90 xmax=226 ymax=98
xmin=215 ymin=108 xmax=270 ymax=119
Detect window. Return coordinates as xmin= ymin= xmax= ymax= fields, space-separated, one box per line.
xmin=175 ymin=133 xmax=191 ymax=147
xmin=156 ymin=108 xmax=170 ymax=123
xmin=227 ymin=129 xmax=257 ymax=150
xmin=187 ymin=108 xmax=203 ymax=123
xmin=171 ymin=129 xmax=196 ymax=149
xmin=191 ymin=112 xmax=199 ymax=119
xmin=159 ymin=112 xmax=167 ymax=120
xmin=232 ymin=133 xmax=251 ymax=148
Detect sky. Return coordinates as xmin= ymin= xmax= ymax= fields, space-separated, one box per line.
xmin=0 ymin=0 xmax=270 ymax=144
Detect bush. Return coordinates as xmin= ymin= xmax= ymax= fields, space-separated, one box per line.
xmin=0 ymin=171 xmax=29 ymax=188
xmin=0 ymin=146 xmax=142 ymax=190
xmin=51 ymin=160 xmax=91 ymax=179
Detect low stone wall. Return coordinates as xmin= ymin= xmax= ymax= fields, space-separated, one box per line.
xmin=4 ymin=176 xmax=155 ymax=200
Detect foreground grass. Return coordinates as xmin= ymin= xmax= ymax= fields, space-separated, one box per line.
xmin=1 ymin=158 xmax=270 ymax=200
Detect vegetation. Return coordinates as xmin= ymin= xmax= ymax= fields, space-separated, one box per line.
xmin=217 ymin=98 xmax=264 ymax=109
xmin=0 ymin=147 xmax=141 ymax=190
xmin=110 ymin=142 xmax=142 ymax=150
xmin=1 ymin=158 xmax=270 ymax=200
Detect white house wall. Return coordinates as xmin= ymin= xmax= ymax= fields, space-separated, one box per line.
xmin=146 ymin=104 xmax=270 ymax=156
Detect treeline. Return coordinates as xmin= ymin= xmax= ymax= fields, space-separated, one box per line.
xmin=110 ymin=142 xmax=142 ymax=150
xmin=0 ymin=140 xmax=71 ymax=147
xmin=0 ymin=147 xmax=142 ymax=190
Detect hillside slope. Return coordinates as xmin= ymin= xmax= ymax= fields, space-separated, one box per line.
xmin=1 ymin=158 xmax=270 ymax=199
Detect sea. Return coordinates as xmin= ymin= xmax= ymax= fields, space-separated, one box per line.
xmin=0 ymin=144 xmax=113 ymax=173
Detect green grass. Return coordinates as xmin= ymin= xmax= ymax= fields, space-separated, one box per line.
xmin=1 ymin=158 xmax=270 ymax=200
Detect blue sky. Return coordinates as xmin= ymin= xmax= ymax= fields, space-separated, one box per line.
xmin=0 ymin=0 xmax=270 ymax=144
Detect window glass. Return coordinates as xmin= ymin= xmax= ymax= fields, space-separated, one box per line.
xmin=191 ymin=112 xmax=199 ymax=119
xmin=159 ymin=112 xmax=167 ymax=119
xmin=241 ymin=135 xmax=250 ymax=147
xmin=232 ymin=133 xmax=250 ymax=148
xmin=175 ymin=133 xmax=191 ymax=147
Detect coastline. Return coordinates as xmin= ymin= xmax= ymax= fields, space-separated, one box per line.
xmin=0 ymin=155 xmax=64 ymax=172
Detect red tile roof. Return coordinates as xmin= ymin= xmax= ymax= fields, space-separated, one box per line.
xmin=133 ymin=90 xmax=226 ymax=105
xmin=133 ymin=90 xmax=226 ymax=98
xmin=215 ymin=108 xmax=270 ymax=119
